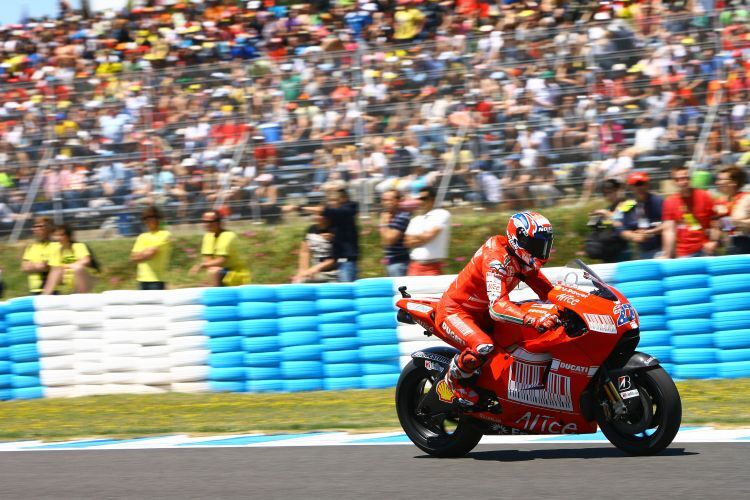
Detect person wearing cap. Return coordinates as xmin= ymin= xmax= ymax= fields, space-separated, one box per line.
xmin=661 ymin=165 xmax=719 ymax=259
xmin=130 ymin=206 xmax=172 ymax=290
xmin=190 ymin=210 xmax=251 ymax=287
xmin=613 ymin=171 xmax=664 ymax=259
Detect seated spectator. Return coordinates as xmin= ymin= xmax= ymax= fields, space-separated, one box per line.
xmin=614 ymin=171 xmax=664 ymax=259
xmin=130 ymin=206 xmax=172 ymax=290
xmin=42 ymin=224 xmax=97 ymax=294
xmin=189 ymin=210 xmax=251 ymax=287
xmin=716 ymin=166 xmax=750 ymax=254
xmin=21 ymin=216 xmax=55 ymax=295
xmin=661 ymin=165 xmax=719 ymax=259
xmin=292 ymin=213 xmax=338 ymax=283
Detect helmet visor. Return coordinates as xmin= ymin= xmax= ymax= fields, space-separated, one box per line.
xmin=526 ymin=234 xmax=553 ymax=261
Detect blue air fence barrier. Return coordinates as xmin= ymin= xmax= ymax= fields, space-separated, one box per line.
xmin=4 ymin=259 xmax=750 ymax=401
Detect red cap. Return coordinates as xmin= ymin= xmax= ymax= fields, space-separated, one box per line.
xmin=627 ymin=171 xmax=650 ymax=185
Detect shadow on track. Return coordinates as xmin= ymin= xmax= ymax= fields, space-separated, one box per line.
xmin=416 ymin=447 xmax=697 ymax=461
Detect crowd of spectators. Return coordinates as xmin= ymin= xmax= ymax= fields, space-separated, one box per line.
xmin=0 ymin=0 xmax=749 ymax=233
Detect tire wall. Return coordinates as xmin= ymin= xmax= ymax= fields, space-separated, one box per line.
xmin=0 ymin=257 xmax=745 ymax=400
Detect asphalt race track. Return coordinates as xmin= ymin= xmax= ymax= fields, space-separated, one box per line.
xmin=0 ymin=442 xmax=747 ymax=499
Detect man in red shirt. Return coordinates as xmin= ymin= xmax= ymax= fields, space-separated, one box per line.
xmin=661 ymin=165 xmax=719 ymax=258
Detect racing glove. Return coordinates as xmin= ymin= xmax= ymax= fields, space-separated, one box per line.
xmin=523 ymin=311 xmax=559 ymax=333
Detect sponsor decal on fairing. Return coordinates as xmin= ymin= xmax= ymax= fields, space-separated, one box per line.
xmin=619 ymin=389 xmax=640 ymax=400
xmin=583 ymin=313 xmax=617 ymax=334
xmin=435 ymin=379 xmax=455 ymax=403
xmin=556 ymin=293 xmax=580 ymax=306
xmin=514 ymin=411 xmax=578 ymax=434
xmin=508 ymin=359 xmax=574 ymax=412
xmin=412 ymin=351 xmax=451 ymax=365
xmin=550 ymin=359 xmax=598 ymax=377
xmin=613 ymin=303 xmax=637 ymax=327
xmin=618 ymin=375 xmax=632 ymax=391
xmin=407 ymin=302 xmax=434 ymax=314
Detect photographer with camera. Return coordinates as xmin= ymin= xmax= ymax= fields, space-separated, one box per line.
xmin=584 ymin=178 xmax=631 ymax=263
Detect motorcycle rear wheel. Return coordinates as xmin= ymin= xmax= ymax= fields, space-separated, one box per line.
xmin=396 ymin=360 xmax=483 ymax=458
xmin=597 ymin=367 xmax=682 ymax=456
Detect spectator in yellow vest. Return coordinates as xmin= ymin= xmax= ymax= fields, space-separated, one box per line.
xmin=43 ymin=224 xmax=97 ymax=294
xmin=190 ymin=210 xmax=250 ymax=287
xmin=21 ymin=216 xmax=55 ymax=295
xmin=130 ymin=206 xmax=172 ymax=290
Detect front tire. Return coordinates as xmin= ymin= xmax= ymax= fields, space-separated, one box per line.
xmin=395 ymin=360 xmax=483 ymax=458
xmin=598 ymin=367 xmax=682 ymax=456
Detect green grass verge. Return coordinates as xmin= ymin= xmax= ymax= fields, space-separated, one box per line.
xmin=0 ymin=379 xmax=748 ymax=441
xmin=0 ymin=204 xmax=598 ymax=298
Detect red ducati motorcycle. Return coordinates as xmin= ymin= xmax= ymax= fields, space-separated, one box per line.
xmin=395 ymin=260 xmax=682 ymax=457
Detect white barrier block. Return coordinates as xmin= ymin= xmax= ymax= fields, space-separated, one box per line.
xmin=139 ymin=358 xmax=175 ymax=372
xmin=36 ymin=325 xmax=77 ymax=341
xmin=171 ymin=365 xmax=209 ymax=382
xmin=75 ymin=375 xmax=106 ymax=386
xmin=104 ymin=384 xmax=169 ymax=394
xmin=163 ymin=288 xmax=204 ymax=306
xmin=75 ymin=361 xmax=103 ymax=375
xmin=74 ymin=339 xmax=104 ymax=352
xmin=102 ymin=330 xmax=138 ymax=343
xmin=131 ymin=331 xmax=170 ymax=346
xmin=40 ymin=354 xmax=77 ymax=371
xmin=73 ymin=311 xmax=105 ymax=328
xmin=104 ymin=305 xmax=166 ymax=319
xmin=103 ymin=343 xmax=141 ymax=356
xmin=44 ymin=386 xmax=81 ymax=398
xmin=37 ymin=340 xmax=75 ymax=357
xmin=104 ymin=372 xmax=139 ymax=385
xmin=68 ymin=294 xmax=106 ymax=311
xmin=166 ymin=320 xmax=207 ymax=337
xmin=103 ymin=290 xmax=165 ymax=305
xmin=166 ymin=304 xmax=205 ymax=322
xmin=34 ymin=310 xmax=73 ymax=327
xmin=171 ymin=382 xmax=210 ymax=393
xmin=33 ymin=295 xmax=70 ymax=311
xmin=40 ymin=369 xmax=77 ymax=387
xmin=102 ymin=357 xmax=140 ymax=372
xmin=169 ymin=349 xmax=210 ymax=367
xmin=136 ymin=372 xmax=174 ymax=385
xmin=73 ymin=329 xmax=104 ymax=340
xmin=168 ymin=336 xmax=208 ymax=351
xmin=138 ymin=345 xmax=173 ymax=358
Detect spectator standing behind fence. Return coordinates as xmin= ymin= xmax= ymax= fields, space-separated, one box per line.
xmin=298 ymin=184 xmax=360 ymax=282
xmin=614 ymin=171 xmax=664 ymax=260
xmin=661 ymin=166 xmax=719 ymax=258
xmin=292 ymin=213 xmax=338 ymax=284
xmin=130 ymin=206 xmax=172 ymax=290
xmin=379 ymin=190 xmax=411 ymax=277
xmin=42 ymin=224 xmax=97 ymax=295
xmin=716 ymin=166 xmax=750 ymax=254
xmin=404 ymin=187 xmax=451 ymax=276
xmin=21 ymin=217 xmax=56 ymax=295
xmin=190 ymin=210 xmax=250 ymax=287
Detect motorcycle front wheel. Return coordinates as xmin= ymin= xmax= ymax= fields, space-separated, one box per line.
xmin=597 ymin=367 xmax=682 ymax=456
xmin=395 ymin=360 xmax=483 ymax=458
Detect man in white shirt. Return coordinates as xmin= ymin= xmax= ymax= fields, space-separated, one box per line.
xmin=404 ymin=186 xmax=451 ymax=276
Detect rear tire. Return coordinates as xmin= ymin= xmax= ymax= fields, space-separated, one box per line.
xmin=395 ymin=360 xmax=483 ymax=458
xmin=598 ymin=367 xmax=682 ymax=456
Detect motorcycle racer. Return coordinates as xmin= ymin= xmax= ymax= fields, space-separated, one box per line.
xmin=436 ymin=211 xmax=558 ymax=406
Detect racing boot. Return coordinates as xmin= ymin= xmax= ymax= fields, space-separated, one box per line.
xmin=442 ymin=355 xmax=480 ymax=407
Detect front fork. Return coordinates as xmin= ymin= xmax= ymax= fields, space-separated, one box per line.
xmin=599 ymin=368 xmax=628 ymax=420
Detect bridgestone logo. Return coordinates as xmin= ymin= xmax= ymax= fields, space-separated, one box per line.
xmin=583 ymin=313 xmax=617 ymax=334
xmin=508 ymin=360 xmax=573 ymax=412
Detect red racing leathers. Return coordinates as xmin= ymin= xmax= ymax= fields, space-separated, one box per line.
xmin=436 ymin=235 xmax=554 ymax=377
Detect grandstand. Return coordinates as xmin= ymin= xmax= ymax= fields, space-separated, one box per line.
xmin=0 ymin=0 xmax=748 ymax=239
